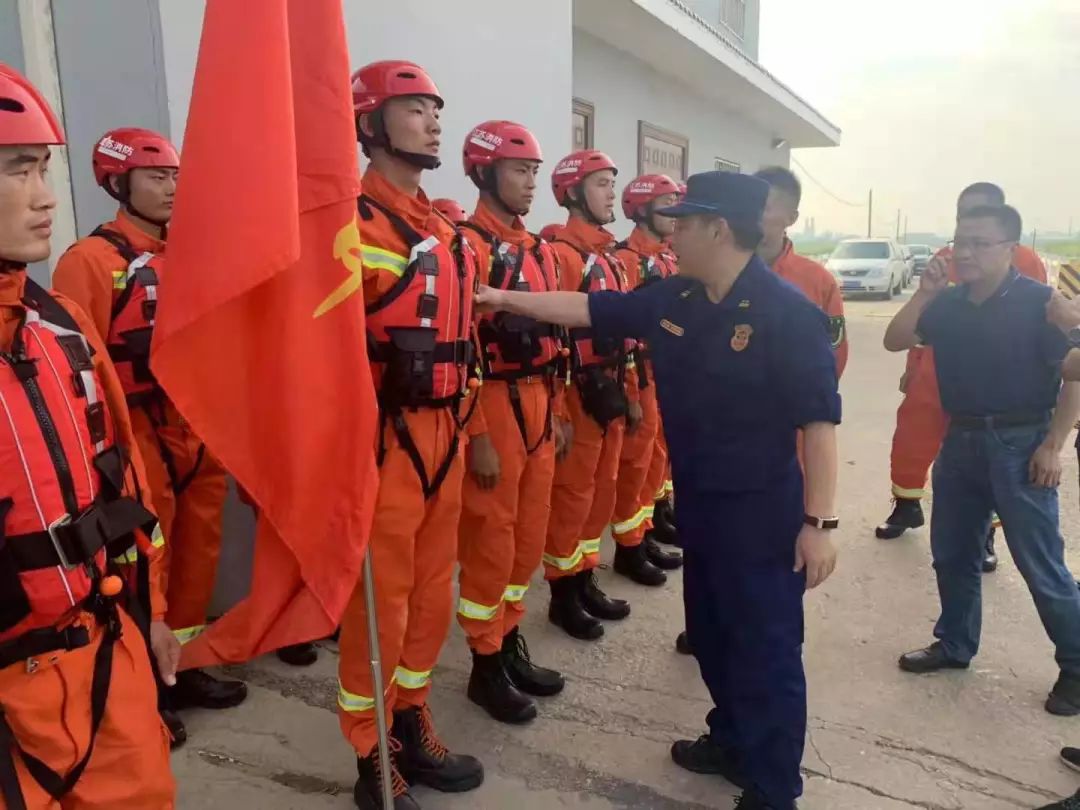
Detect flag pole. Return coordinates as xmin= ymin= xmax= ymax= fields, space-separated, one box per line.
xmin=362 ymin=548 xmax=395 ymax=808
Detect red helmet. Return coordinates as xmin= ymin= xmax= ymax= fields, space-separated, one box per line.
xmin=92 ymin=127 xmax=179 ymax=188
xmin=0 ymin=63 xmax=64 ymax=146
xmin=677 ymin=182 xmax=687 ymax=196
xmin=462 ymin=121 xmax=542 ymax=178
xmin=551 ymin=150 xmax=617 ymax=207
xmin=538 ymin=224 xmax=560 ymax=243
xmin=433 ymin=198 xmax=468 ymax=224
xmin=621 ymin=174 xmax=681 ymax=220
xmin=351 ymin=60 xmax=444 ymax=114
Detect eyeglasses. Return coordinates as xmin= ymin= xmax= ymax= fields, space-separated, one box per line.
xmin=948 ymin=239 xmax=1016 ymax=253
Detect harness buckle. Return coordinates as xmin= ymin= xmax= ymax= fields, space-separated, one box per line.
xmin=46 ymin=514 xmax=76 ymax=570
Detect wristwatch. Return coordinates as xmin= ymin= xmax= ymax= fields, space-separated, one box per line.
xmin=803 ymin=514 xmax=840 ymax=530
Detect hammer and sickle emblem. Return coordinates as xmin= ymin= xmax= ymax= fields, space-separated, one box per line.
xmin=313 ymin=216 xmax=364 ymax=318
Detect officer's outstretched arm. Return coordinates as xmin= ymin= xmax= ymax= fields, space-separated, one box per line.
xmin=476 ymin=285 xmax=591 ymax=328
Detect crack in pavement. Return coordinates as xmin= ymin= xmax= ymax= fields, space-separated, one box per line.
xmin=806 ymin=728 xmax=834 ymax=781
xmin=197 ymin=749 xmax=348 ymax=796
xmin=803 ymin=766 xmax=960 ymax=810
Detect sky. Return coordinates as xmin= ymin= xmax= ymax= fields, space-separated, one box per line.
xmin=758 ymin=0 xmax=1080 ymax=239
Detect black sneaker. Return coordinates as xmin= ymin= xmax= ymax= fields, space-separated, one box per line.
xmin=670 ymin=735 xmax=747 ymax=789
xmin=1060 ymin=746 xmax=1080 ymax=774
xmin=982 ymin=528 xmax=998 ymax=573
xmin=353 ymin=738 xmax=420 ymax=810
xmin=875 ymin=498 xmax=924 ymax=539
xmin=675 ymin=631 xmax=692 ymax=655
xmin=277 ymin=642 xmax=319 ymax=666
xmin=161 ymin=708 xmax=187 ymax=750
xmin=577 ymin=570 xmax=631 ymax=620
xmin=169 ymin=668 xmax=248 ymax=710
xmin=393 ymin=705 xmax=484 ymax=793
xmin=898 ymin=642 xmax=970 ymax=674
xmin=501 ymin=627 xmax=565 ymax=697
xmin=1047 ymin=673 xmax=1080 ymax=716
xmin=1035 ymin=789 xmax=1080 ymax=810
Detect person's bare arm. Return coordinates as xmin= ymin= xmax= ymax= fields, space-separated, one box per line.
xmin=476 ymin=286 xmax=591 ymax=328
xmin=883 ymin=255 xmax=948 ymax=352
xmin=1030 ymin=382 xmax=1080 ymax=488
xmin=795 ymin=421 xmax=839 ymax=589
xmin=1063 ymin=349 xmax=1080 ymax=381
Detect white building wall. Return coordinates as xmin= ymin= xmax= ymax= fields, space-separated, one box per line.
xmin=157 ymin=0 xmax=574 ymax=230
xmin=572 ymin=29 xmax=788 ymax=240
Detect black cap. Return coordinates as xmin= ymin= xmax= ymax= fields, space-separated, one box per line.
xmin=655 ymin=171 xmax=769 ymax=223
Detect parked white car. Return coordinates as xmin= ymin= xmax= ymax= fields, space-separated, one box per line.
xmin=826 ymin=239 xmax=909 ymax=300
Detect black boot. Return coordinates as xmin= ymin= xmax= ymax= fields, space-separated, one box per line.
xmin=614 ymin=542 xmax=667 ymax=586
xmin=644 ymin=533 xmax=683 ymax=570
xmin=982 ymin=527 xmax=998 ymax=573
xmin=875 ymin=498 xmax=924 ymax=539
xmin=1046 ymin=672 xmax=1080 ymax=716
xmin=502 ymin=627 xmax=565 ymax=697
xmin=169 ymin=668 xmax=248 ymax=710
xmin=548 ymin=576 xmax=604 ymax=640
xmin=577 ymin=570 xmax=631 ymax=620
xmin=393 ymin=705 xmax=484 ymax=793
xmin=652 ymin=499 xmax=680 ymax=547
xmin=161 ymin=708 xmax=187 ymax=750
xmin=675 ymin=631 xmax=691 ymax=655
xmin=276 ymin=642 xmax=319 ymax=666
xmin=670 ymin=735 xmax=747 ymax=788
xmin=353 ymin=739 xmax=420 ymax=810
xmin=467 ymin=650 xmax=537 ymax=724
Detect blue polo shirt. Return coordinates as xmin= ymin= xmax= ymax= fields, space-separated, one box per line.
xmin=588 ymin=255 xmax=841 ymax=496
xmin=916 ymin=269 xmax=1067 ymax=417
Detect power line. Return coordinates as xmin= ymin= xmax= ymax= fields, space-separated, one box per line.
xmin=790 ymin=155 xmax=867 ymax=208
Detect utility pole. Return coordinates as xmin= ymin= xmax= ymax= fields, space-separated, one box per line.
xmin=1032 ymin=228 xmax=1038 ymax=250
xmin=895 ymin=208 xmax=901 ymax=241
xmin=903 ymin=215 xmax=908 ymax=242
xmin=867 ymin=189 xmax=873 ymax=238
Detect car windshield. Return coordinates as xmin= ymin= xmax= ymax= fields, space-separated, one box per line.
xmin=908 ymin=246 xmax=931 ymax=256
xmin=833 ymin=242 xmax=889 ymax=260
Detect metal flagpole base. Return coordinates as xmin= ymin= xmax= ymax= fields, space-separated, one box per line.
xmin=363 ymin=547 xmax=395 ymax=809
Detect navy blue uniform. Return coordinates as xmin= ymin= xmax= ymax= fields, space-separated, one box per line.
xmin=589 ymin=255 xmax=841 ymax=809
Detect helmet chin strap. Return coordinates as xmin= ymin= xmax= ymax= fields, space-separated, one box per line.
xmin=371 ymin=112 xmax=441 ymax=170
xmin=484 ymin=169 xmax=528 ymax=218
xmin=0 ymin=259 xmax=25 ymax=273
xmin=573 ymin=185 xmax=610 ymax=227
xmin=107 ymin=175 xmax=170 ymax=229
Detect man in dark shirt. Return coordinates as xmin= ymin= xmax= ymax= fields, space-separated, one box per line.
xmin=476 ymin=171 xmax=842 ymax=810
xmin=884 ymin=204 xmax=1080 ymax=715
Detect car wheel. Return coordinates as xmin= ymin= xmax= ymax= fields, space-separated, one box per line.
xmin=883 ymin=277 xmax=894 ymax=301
xmin=893 ymin=274 xmax=902 ymax=295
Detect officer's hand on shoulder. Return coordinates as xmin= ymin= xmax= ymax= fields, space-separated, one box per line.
xmin=794 ymin=525 xmax=838 ymax=590
xmin=475 ymin=285 xmax=504 ymax=313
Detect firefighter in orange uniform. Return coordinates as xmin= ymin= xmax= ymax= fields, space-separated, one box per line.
xmin=609 ymin=174 xmax=685 ymax=586
xmin=877 ymin=182 xmax=1047 ymax=572
xmin=455 ymin=120 xmax=568 ymax=725
xmin=0 ymin=63 xmax=176 ymax=809
xmin=336 ymin=61 xmax=483 ymax=810
xmin=542 ymin=150 xmax=637 ymax=641
xmin=51 ymin=128 xmax=248 ymax=738
xmin=432 ymin=198 xmax=468 ymax=225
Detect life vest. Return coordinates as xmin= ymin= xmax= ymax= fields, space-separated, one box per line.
xmin=616 ymin=241 xmax=678 ymax=289
xmin=461 ymin=223 xmax=566 ymax=453
xmin=360 ymin=195 xmax=478 ymax=497
xmin=555 ymin=242 xmax=631 ymax=372
xmin=91 ymin=227 xmax=162 ymax=406
xmin=0 ymin=280 xmax=156 ymax=645
xmin=460 ymin=223 xmax=563 ymax=378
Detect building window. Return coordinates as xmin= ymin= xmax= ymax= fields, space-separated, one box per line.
xmin=638 ymin=121 xmax=689 ymax=180
xmin=721 ymin=0 xmax=746 ymax=38
xmin=572 ymin=99 xmax=594 ymax=151
xmin=714 ymin=157 xmax=741 ymax=173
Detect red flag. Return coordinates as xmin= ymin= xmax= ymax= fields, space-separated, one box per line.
xmin=151 ymin=0 xmax=377 ymax=668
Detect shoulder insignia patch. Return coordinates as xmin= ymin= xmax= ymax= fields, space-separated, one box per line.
xmin=660 ymin=319 xmax=684 ymax=337
xmin=738 ymin=299 xmax=751 ymax=308
xmin=827 ymin=315 xmax=846 ymax=349
xmin=731 ymin=323 xmax=753 ymax=352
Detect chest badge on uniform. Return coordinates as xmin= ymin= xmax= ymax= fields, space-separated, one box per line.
xmin=660 ymin=318 xmax=684 ymax=337
xmin=731 ymin=323 xmax=753 ymax=352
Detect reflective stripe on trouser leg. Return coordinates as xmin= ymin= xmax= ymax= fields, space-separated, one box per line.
xmin=545 ymin=387 xmax=606 ymax=580
xmin=611 ymin=384 xmax=659 ymax=547
xmin=890 ymin=349 xmax=947 ymax=501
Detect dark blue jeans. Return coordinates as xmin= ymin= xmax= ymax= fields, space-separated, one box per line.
xmin=931 ymin=423 xmax=1080 ymax=674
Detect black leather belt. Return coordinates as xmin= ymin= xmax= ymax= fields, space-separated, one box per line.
xmin=950 ymin=411 xmax=1051 ymax=430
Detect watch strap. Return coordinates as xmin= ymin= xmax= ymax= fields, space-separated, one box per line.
xmin=804 ymin=514 xmax=839 ymax=530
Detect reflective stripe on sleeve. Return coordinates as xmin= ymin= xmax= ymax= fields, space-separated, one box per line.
xmin=173 ymin=625 xmax=206 ymax=645
xmin=360 ymin=245 xmax=409 ymax=277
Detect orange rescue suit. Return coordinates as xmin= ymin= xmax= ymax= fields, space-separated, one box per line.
xmin=53 ymin=211 xmax=228 ymax=645
xmin=0 ymin=270 xmax=174 ymax=809
xmin=337 ymin=167 xmax=475 ymax=757
xmin=889 ymin=245 xmax=1047 ymax=498
xmin=543 ymin=218 xmax=631 ymax=579
xmin=610 ymin=228 xmax=676 ymax=548
xmin=456 ymin=201 xmax=560 ymax=654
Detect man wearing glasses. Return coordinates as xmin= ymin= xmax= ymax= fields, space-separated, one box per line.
xmin=884 ymin=204 xmax=1080 ymax=716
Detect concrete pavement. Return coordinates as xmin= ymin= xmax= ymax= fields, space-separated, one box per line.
xmin=173 ymin=293 xmax=1080 ymax=809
